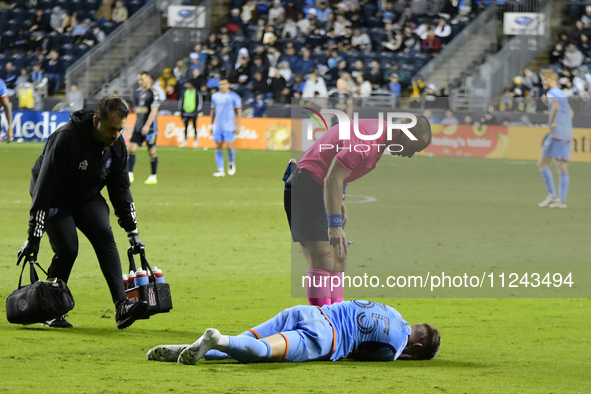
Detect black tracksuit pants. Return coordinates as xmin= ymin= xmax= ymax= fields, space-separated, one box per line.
xmin=45 ymin=194 xmax=126 ymax=304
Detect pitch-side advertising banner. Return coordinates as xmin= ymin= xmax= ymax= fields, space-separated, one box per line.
xmin=1 ymin=111 xmax=70 ymax=141
xmin=419 ymin=124 xmax=509 ymax=159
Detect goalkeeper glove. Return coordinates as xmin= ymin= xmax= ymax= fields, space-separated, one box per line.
xmin=17 ymin=235 xmax=41 ymax=265
xmin=127 ymin=229 xmax=144 ymax=253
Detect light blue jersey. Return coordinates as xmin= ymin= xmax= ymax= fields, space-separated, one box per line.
xmin=211 ymin=91 xmax=241 ymax=132
xmin=547 ymin=87 xmax=572 ymax=140
xmin=0 ymin=79 xmax=7 ymax=98
xmin=321 ymin=300 xmax=411 ymax=361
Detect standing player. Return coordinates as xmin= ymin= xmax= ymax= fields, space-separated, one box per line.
xmin=537 ymin=69 xmax=573 ymax=209
xmin=285 ymin=116 xmax=431 ymax=307
xmin=210 ymin=79 xmax=242 ymax=177
xmin=147 ymin=300 xmax=440 ymax=364
xmin=16 ymin=98 xmax=148 ymax=329
xmin=1 ymin=77 xmax=14 ymax=143
xmin=128 ymin=72 xmax=160 ymax=185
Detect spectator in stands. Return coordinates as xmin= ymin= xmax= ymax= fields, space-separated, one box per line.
xmin=227 ymin=8 xmax=245 ymax=33
xmin=415 ymin=21 xmax=432 ymax=40
xmin=267 ymin=46 xmax=281 ymax=67
xmin=316 ymin=2 xmax=332 ymax=23
xmin=351 ymin=28 xmax=372 ymax=54
xmin=293 ymin=47 xmax=315 ymax=75
xmin=328 ymin=59 xmax=348 ymax=86
xmin=268 ymin=66 xmax=286 ymax=98
xmin=50 ymin=6 xmax=67 ymax=33
xmin=302 ymin=68 xmax=327 ymax=97
xmin=158 ymin=68 xmax=177 ymax=93
xmin=263 ymin=25 xmax=278 ymax=45
xmin=241 ymin=0 xmax=255 ymax=24
xmin=306 ymin=27 xmax=324 ymax=50
xmin=95 ymin=0 xmax=113 ymax=23
xmin=422 ymin=109 xmax=440 ymax=124
xmin=268 ymin=0 xmax=284 ymax=22
xmin=388 ymin=73 xmax=401 ymax=97
xmin=173 ymin=58 xmax=189 ymax=83
xmin=18 ymin=82 xmax=36 ymax=110
xmin=191 ymin=43 xmax=208 ymax=65
xmin=423 ymin=83 xmax=439 ymax=108
xmin=579 ymin=34 xmax=591 ymax=58
xmin=292 ymin=73 xmax=306 ymax=93
xmin=350 ymin=59 xmax=366 ymax=80
xmin=354 ymin=74 xmax=372 ymax=97
xmin=29 ymin=63 xmax=48 ymax=96
xmin=190 ymin=68 xmax=205 ymax=90
xmin=366 ymin=60 xmax=383 ymax=90
xmin=522 ymin=68 xmax=540 ymax=90
xmin=382 ymin=23 xmax=403 ymax=52
xmin=112 ymin=1 xmax=128 ymax=24
xmin=561 ymin=43 xmax=584 ymax=70
xmin=0 ymin=62 xmax=17 ymax=96
xmin=30 ymin=9 xmax=51 ymax=34
xmin=276 ymin=86 xmax=293 ymax=103
xmin=422 ymin=31 xmax=441 ymax=55
xmin=83 ymin=25 xmax=106 ymax=47
xmin=409 ymin=76 xmax=425 ymax=107
xmin=441 ymin=109 xmax=458 ymax=124
xmin=463 ymin=115 xmax=473 ymax=125
xmin=396 ymin=6 xmax=416 ymax=29
xmin=252 ymin=72 xmax=272 ymax=99
xmin=282 ymin=17 xmax=298 ymax=39
xmin=581 ymin=6 xmax=591 ymax=26
xmin=333 ymin=14 xmax=351 ymax=36
xmin=44 ymin=50 xmax=63 ymax=94
xmin=66 ymin=83 xmax=85 ymax=112
xmin=251 ymin=93 xmax=267 ymax=117
xmin=435 ymin=18 xmax=452 ymax=45
xmin=72 ymin=19 xmax=92 ymax=44
xmin=284 ymin=1 xmax=300 ymax=21
xmin=278 ymin=60 xmax=292 ymax=82
xmin=249 ymin=56 xmax=268 ymax=80
xmin=400 ymin=26 xmax=421 ymax=53
xmin=189 ymin=53 xmax=204 ymax=74
xmin=548 ymin=43 xmax=563 ymax=65
xmin=232 ymin=57 xmax=251 ymax=84
xmin=479 ymin=112 xmax=498 ymax=125
xmin=16 ymin=67 xmax=30 ymax=91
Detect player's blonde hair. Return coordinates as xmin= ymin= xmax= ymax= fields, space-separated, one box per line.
xmin=540 ymin=69 xmax=558 ymax=81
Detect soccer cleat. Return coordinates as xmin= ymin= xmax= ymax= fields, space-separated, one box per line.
xmin=115 ymin=298 xmax=148 ymax=329
xmin=42 ymin=316 xmax=73 ymax=328
xmin=147 ymin=345 xmax=189 ymax=362
xmin=228 ymin=163 xmax=236 ymax=176
xmin=178 ymin=328 xmax=222 ymax=365
xmin=538 ymin=194 xmax=558 ymax=207
xmin=193 ymin=139 xmax=199 ymax=148
xmin=144 ymin=175 xmax=158 ymax=185
xmin=180 ymin=140 xmax=187 ymax=148
xmin=213 ymin=171 xmax=225 ymax=177
xmin=549 ymin=201 xmax=567 ymax=209
xmin=129 ymin=172 xmax=134 ymax=184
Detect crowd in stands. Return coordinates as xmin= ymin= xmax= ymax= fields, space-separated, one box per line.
xmin=160 ymin=0 xmax=483 ymax=116
xmin=505 ymin=5 xmax=591 ymax=115
xmin=0 ymin=0 xmax=141 ymax=109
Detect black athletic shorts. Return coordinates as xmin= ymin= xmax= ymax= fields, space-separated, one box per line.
xmin=130 ymin=131 xmax=157 ymax=148
xmin=284 ymin=167 xmax=329 ymax=242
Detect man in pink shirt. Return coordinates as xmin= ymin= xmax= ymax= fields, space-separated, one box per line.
xmin=285 ymin=116 xmax=431 ymax=306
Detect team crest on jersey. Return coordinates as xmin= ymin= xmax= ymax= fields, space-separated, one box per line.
xmin=48 ymin=208 xmax=58 ymax=217
xmin=105 ymin=158 xmax=112 ymax=169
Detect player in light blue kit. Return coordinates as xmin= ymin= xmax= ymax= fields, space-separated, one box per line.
xmin=0 ymin=78 xmax=14 ymax=143
xmin=147 ymin=300 xmax=440 ymax=364
xmin=537 ymin=69 xmax=574 ymax=209
xmin=210 ymin=79 xmax=242 ymax=177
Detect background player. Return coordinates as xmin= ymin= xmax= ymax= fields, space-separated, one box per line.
xmin=285 ymin=116 xmax=431 ymax=307
xmin=147 ymin=300 xmax=440 ymax=364
xmin=128 ymin=72 xmax=160 ymax=185
xmin=537 ymin=69 xmax=573 ymax=209
xmin=210 ymin=79 xmax=242 ymax=177
xmin=0 ymin=77 xmax=14 ymax=143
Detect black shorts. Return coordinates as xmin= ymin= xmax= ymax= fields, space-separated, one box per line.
xmin=284 ymin=167 xmax=329 ymax=242
xmin=130 ymin=131 xmax=157 ymax=147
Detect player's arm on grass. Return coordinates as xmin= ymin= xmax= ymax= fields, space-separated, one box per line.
xmin=1 ymin=95 xmax=14 ymax=143
xmin=324 ymin=159 xmax=351 ymax=257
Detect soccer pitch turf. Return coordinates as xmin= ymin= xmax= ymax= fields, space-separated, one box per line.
xmin=0 ymin=144 xmax=589 ymax=393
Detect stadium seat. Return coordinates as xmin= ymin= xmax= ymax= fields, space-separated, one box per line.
xmin=9 ymin=53 xmax=26 ymax=68
xmin=39 ymin=0 xmax=56 ymax=9
xmin=61 ymin=43 xmax=74 ymax=56
xmin=1 ymin=31 xmax=15 ymax=52
xmin=127 ymin=0 xmax=143 ymax=14
xmin=11 ymin=8 xmax=24 ymax=23
xmin=83 ymin=0 xmax=98 ymax=11
xmin=60 ymin=54 xmax=75 ymax=69
xmin=102 ymin=21 xmax=117 ymax=35
xmin=5 ymin=19 xmax=19 ymax=32
xmin=73 ymin=44 xmax=90 ymax=58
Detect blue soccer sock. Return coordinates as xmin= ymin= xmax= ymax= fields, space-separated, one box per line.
xmin=203 ymin=349 xmax=232 ymax=360
xmin=128 ymin=153 xmax=136 ymax=173
xmin=228 ymin=149 xmax=235 ymax=165
xmin=215 ymin=149 xmax=224 ymax=171
xmin=559 ymin=173 xmax=570 ymax=202
xmin=221 ymin=336 xmax=272 ymax=363
xmin=540 ymin=167 xmax=556 ymax=196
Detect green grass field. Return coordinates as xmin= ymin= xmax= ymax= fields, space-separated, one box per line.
xmin=0 ymin=144 xmax=589 ymax=393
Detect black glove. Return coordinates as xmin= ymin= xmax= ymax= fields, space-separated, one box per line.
xmin=17 ymin=236 xmax=41 ymax=266
xmin=127 ymin=230 xmax=144 ymax=253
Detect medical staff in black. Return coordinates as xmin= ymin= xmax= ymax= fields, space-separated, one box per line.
xmin=17 ymin=97 xmax=149 ymax=329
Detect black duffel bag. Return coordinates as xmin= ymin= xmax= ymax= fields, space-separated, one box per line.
xmin=6 ymin=258 xmax=75 ymax=325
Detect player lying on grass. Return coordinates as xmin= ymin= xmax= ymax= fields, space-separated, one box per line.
xmin=147 ymin=300 xmax=440 ymax=364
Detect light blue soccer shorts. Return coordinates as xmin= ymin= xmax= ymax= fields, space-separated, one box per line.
xmin=541 ymin=133 xmax=571 ymax=161
xmin=213 ymin=129 xmax=236 ymax=143
xmin=247 ymin=305 xmax=335 ymax=362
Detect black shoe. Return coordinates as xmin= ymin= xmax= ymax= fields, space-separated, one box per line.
xmin=42 ymin=316 xmax=73 ymax=328
xmin=115 ymin=298 xmax=148 ymax=329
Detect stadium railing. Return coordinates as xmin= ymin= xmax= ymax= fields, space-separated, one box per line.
xmin=65 ymin=0 xmax=162 ymax=99
xmin=417 ymin=4 xmax=497 ymax=94
xmin=450 ymin=1 xmax=553 ymax=112
xmin=96 ymin=0 xmax=212 ymax=101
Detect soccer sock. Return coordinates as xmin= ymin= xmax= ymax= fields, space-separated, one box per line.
xmin=330 ymin=271 xmax=344 ymax=304
xmin=540 ymin=167 xmax=556 ymax=196
xmin=215 ymin=149 xmax=224 ymax=171
xmin=559 ymin=173 xmax=570 ymax=202
xmin=150 ymin=155 xmax=158 ymax=175
xmin=228 ymin=149 xmax=235 ymax=165
xmin=218 ymin=335 xmax=272 ymax=363
xmin=306 ymin=269 xmax=331 ymax=306
xmin=203 ymin=349 xmax=232 ymax=360
xmin=128 ymin=153 xmax=136 ymax=173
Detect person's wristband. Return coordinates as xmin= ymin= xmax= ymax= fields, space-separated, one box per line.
xmin=327 ymin=214 xmax=343 ymax=227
